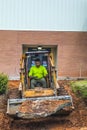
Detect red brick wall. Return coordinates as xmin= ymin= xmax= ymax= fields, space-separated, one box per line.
xmin=0 ymin=31 xmax=20 ymax=79
xmin=0 ymin=30 xmax=87 ymax=79
xmin=58 ymin=32 xmax=87 ymax=77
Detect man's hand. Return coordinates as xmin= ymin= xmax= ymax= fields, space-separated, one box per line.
xmin=44 ymin=74 xmax=48 ymax=78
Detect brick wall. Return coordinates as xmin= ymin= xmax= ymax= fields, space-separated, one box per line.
xmin=0 ymin=30 xmax=87 ymax=79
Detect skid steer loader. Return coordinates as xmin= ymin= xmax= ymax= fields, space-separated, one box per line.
xmin=7 ymin=48 xmax=74 ymax=119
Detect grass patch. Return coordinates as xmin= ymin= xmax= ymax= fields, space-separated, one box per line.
xmin=0 ymin=73 xmax=8 ymax=95
xmin=70 ymin=80 xmax=87 ymax=98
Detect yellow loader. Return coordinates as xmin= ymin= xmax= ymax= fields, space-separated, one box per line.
xmin=7 ymin=48 xmax=73 ymax=119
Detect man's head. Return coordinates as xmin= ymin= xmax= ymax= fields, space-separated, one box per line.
xmin=35 ymin=58 xmax=41 ymax=67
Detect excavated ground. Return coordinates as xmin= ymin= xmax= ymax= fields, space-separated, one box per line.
xmin=0 ymin=80 xmax=87 ymax=130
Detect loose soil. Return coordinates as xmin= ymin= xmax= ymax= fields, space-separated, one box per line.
xmin=0 ymin=80 xmax=87 ymax=130
xmin=19 ymin=99 xmax=70 ymax=118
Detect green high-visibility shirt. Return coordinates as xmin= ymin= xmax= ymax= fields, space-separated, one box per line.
xmin=29 ymin=65 xmax=48 ymax=79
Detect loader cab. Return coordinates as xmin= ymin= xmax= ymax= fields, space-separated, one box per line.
xmin=24 ymin=48 xmax=51 ymax=89
xmin=27 ymin=48 xmax=51 ymax=70
xmin=20 ymin=47 xmax=59 ymax=98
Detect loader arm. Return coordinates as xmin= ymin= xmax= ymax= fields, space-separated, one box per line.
xmin=49 ymin=53 xmax=60 ymax=89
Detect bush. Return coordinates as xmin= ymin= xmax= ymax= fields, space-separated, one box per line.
xmin=0 ymin=73 xmax=8 ymax=95
xmin=70 ymin=80 xmax=87 ymax=98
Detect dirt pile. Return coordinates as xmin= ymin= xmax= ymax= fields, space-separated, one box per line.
xmin=0 ymin=80 xmax=87 ymax=130
xmin=0 ymin=95 xmax=10 ymax=130
xmin=8 ymin=80 xmax=20 ymax=99
xmin=58 ymin=80 xmax=87 ymax=127
xmin=8 ymin=80 xmax=20 ymax=89
xmin=0 ymin=113 xmax=10 ymax=130
xmin=0 ymin=95 xmax=6 ymax=113
xmin=19 ymin=99 xmax=69 ymax=118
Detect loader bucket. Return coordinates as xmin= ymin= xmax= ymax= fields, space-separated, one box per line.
xmin=7 ymin=95 xmax=73 ymax=119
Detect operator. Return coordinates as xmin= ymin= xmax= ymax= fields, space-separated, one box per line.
xmin=29 ymin=58 xmax=48 ymax=89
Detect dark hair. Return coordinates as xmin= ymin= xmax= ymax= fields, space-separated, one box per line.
xmin=35 ymin=58 xmax=40 ymax=62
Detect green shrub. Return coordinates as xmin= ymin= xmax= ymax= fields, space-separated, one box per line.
xmin=70 ymin=80 xmax=87 ymax=98
xmin=0 ymin=73 xmax=8 ymax=95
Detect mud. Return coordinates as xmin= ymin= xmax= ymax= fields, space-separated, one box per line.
xmin=0 ymin=80 xmax=87 ymax=130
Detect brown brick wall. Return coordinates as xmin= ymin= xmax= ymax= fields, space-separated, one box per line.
xmin=0 ymin=30 xmax=87 ymax=79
